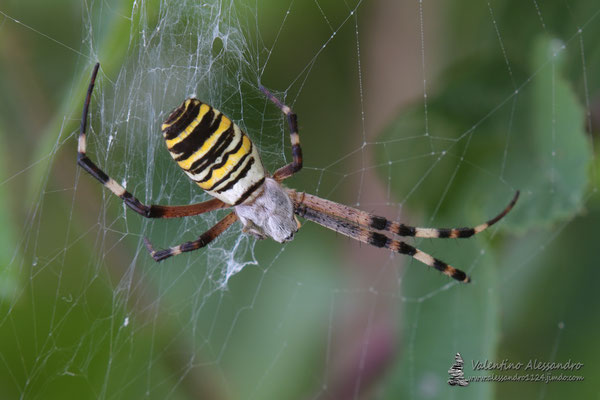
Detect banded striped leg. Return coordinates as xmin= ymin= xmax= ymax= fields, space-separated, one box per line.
xmin=259 ymin=86 xmax=302 ymax=181
xmin=295 ymin=204 xmax=471 ymax=283
xmin=77 ymin=62 xmax=227 ymax=219
xmin=290 ymin=190 xmax=519 ymax=239
xmin=144 ymin=212 xmax=238 ymax=261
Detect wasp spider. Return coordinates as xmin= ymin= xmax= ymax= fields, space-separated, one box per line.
xmin=77 ymin=63 xmax=519 ymax=283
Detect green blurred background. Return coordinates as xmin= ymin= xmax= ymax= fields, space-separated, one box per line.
xmin=0 ymin=0 xmax=599 ymax=399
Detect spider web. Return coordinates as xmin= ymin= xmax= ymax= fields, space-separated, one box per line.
xmin=0 ymin=0 xmax=599 ymax=399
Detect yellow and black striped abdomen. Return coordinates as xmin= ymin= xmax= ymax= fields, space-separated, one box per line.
xmin=161 ymin=99 xmax=265 ymax=205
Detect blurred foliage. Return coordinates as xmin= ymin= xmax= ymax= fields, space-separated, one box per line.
xmin=0 ymin=122 xmax=19 ymax=301
xmin=0 ymin=0 xmax=598 ymax=399
xmin=375 ymin=2 xmax=598 ymax=399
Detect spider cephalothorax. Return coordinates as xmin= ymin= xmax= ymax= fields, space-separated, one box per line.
xmin=77 ymin=63 xmax=518 ymax=283
xmin=234 ymin=177 xmax=298 ymax=242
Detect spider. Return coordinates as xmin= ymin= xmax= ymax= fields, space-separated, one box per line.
xmin=77 ymin=63 xmax=519 ymax=283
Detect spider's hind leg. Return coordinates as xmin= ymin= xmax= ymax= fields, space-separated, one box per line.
xmin=77 ymin=62 xmax=227 ymax=219
xmin=144 ymin=212 xmax=238 ymax=262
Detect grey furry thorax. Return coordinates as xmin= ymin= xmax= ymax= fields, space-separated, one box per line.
xmin=234 ymin=178 xmax=298 ymax=243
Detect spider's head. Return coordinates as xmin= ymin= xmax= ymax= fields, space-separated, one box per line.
xmin=234 ymin=178 xmax=298 ymax=243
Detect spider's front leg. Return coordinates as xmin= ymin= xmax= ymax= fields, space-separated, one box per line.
xmin=295 ymin=203 xmax=471 ymax=283
xmin=240 ymin=219 xmax=268 ymax=240
xmin=295 ymin=190 xmax=520 ymax=240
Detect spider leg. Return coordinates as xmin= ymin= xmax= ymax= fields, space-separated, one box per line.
xmin=144 ymin=212 xmax=238 ymax=262
xmin=295 ymin=204 xmax=471 ymax=283
xmin=289 ymin=190 xmax=519 ymax=239
xmin=259 ymin=85 xmax=302 ymax=181
xmin=77 ymin=62 xmax=227 ymax=218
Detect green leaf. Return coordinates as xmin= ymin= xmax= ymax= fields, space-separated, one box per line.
xmin=374 ymin=33 xmax=593 ymax=400
xmin=509 ymin=36 xmax=592 ymax=230
xmin=0 ymin=123 xmax=19 ymax=301
xmin=376 ymin=36 xmax=592 ymax=232
xmin=382 ymin=245 xmax=499 ymax=400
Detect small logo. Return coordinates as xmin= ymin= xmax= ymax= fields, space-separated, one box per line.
xmin=448 ymin=352 xmax=469 ymax=387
